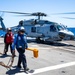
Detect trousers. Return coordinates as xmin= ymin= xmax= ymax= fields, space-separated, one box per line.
xmin=17 ymin=48 xmax=27 ymax=69
xmin=4 ymin=43 xmax=13 ymax=54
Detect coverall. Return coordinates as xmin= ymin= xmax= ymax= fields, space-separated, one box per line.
xmin=12 ymin=33 xmax=28 ymax=70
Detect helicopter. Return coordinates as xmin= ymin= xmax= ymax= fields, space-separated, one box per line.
xmin=0 ymin=11 xmax=74 ymax=42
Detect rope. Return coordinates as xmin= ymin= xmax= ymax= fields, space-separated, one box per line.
xmin=0 ymin=55 xmax=15 ymax=69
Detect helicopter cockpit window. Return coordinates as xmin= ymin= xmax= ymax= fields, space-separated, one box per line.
xmin=57 ymin=25 xmax=66 ymax=31
xmin=62 ymin=25 xmax=67 ymax=30
xmin=50 ymin=25 xmax=56 ymax=32
xmin=31 ymin=27 xmax=36 ymax=32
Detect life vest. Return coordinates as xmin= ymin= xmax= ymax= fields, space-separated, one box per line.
xmin=5 ymin=32 xmax=13 ymax=44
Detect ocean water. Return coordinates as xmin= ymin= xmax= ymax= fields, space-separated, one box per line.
xmin=68 ymin=28 xmax=75 ymax=35
xmin=0 ymin=28 xmax=75 ymax=36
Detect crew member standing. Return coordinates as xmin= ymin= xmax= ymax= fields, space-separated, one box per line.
xmin=4 ymin=28 xmax=14 ymax=55
xmin=12 ymin=27 xmax=29 ymax=72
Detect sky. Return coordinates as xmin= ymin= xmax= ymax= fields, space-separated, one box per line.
xmin=0 ymin=0 xmax=75 ymax=28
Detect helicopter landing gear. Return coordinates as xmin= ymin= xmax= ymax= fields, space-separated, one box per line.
xmin=36 ymin=37 xmax=41 ymax=43
xmin=36 ymin=37 xmax=45 ymax=43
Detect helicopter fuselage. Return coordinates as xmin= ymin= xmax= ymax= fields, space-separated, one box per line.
xmin=12 ymin=19 xmax=74 ymax=42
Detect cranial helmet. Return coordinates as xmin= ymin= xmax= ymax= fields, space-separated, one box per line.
xmin=7 ymin=27 xmax=11 ymax=31
xmin=19 ymin=27 xmax=25 ymax=32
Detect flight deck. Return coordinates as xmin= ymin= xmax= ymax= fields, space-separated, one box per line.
xmin=0 ymin=38 xmax=75 ymax=75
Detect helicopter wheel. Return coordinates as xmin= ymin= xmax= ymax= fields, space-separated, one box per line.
xmin=36 ymin=37 xmax=45 ymax=43
xmin=36 ymin=37 xmax=41 ymax=43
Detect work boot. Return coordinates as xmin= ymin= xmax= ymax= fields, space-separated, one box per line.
xmin=24 ymin=67 xmax=29 ymax=71
xmin=24 ymin=67 xmax=29 ymax=74
xmin=3 ymin=52 xmax=7 ymax=55
xmin=3 ymin=49 xmax=7 ymax=55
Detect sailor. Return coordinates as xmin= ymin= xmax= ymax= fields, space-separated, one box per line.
xmin=4 ymin=28 xmax=14 ymax=55
xmin=12 ymin=27 xmax=29 ymax=72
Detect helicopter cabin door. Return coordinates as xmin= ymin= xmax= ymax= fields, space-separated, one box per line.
xmin=30 ymin=26 xmax=42 ymax=37
xmin=49 ymin=25 xmax=59 ymax=41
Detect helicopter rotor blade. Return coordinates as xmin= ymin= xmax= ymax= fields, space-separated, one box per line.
xmin=52 ymin=12 xmax=75 ymax=15
xmin=61 ymin=17 xmax=75 ymax=19
xmin=61 ymin=12 xmax=75 ymax=14
xmin=0 ymin=11 xmax=47 ymax=17
xmin=0 ymin=11 xmax=30 ymax=15
xmin=14 ymin=14 xmax=33 ymax=17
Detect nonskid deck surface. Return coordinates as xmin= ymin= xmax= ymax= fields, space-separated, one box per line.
xmin=0 ymin=38 xmax=75 ymax=75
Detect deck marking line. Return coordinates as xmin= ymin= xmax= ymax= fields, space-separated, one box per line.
xmin=15 ymin=61 xmax=75 ymax=75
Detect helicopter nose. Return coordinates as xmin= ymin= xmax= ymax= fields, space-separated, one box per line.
xmin=59 ymin=32 xmax=66 ymax=39
xmin=59 ymin=32 xmax=74 ymax=40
